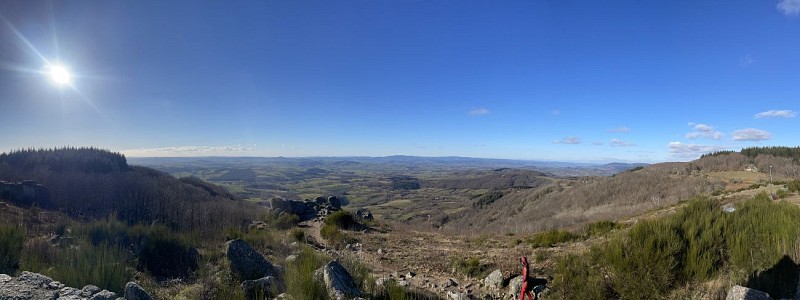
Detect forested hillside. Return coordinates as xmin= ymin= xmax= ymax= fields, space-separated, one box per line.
xmin=0 ymin=147 xmax=261 ymax=235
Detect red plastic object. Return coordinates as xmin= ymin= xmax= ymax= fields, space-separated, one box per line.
xmin=519 ymin=256 xmax=534 ymax=300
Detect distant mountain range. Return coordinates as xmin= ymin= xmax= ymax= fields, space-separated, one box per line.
xmin=127 ymin=155 xmax=648 ymax=177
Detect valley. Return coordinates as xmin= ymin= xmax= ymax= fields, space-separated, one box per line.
xmin=2 ymin=147 xmax=800 ymax=299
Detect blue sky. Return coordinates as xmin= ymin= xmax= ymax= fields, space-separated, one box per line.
xmin=1 ymin=1 xmax=798 ymax=162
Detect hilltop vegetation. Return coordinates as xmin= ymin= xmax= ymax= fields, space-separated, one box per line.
xmin=552 ymin=194 xmax=800 ymax=299
xmin=0 ymin=147 xmax=259 ymax=235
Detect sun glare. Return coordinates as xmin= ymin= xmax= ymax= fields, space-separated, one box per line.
xmin=46 ymin=64 xmax=72 ymax=86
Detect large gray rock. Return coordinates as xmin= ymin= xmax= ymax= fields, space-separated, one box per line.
xmin=725 ymin=285 xmax=771 ymax=300
xmin=322 ymin=260 xmax=361 ymax=300
xmin=125 ymin=282 xmax=154 ymax=300
xmin=484 ymin=269 xmax=504 ymax=290
xmin=226 ymin=239 xmax=278 ymax=281
xmin=327 ymin=196 xmax=341 ymax=209
xmin=0 ymin=180 xmax=52 ymax=209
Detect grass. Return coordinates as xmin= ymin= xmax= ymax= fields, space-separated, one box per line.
xmin=527 ymin=229 xmax=579 ymax=248
xmin=0 ymin=224 xmax=25 ymax=274
xmin=450 ymin=256 xmax=491 ymax=278
xmin=48 ymin=242 xmax=130 ymax=293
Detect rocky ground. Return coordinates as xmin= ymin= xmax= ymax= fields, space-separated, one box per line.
xmin=0 ymin=271 xmax=153 ymax=300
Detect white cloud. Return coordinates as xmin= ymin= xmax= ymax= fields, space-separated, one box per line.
xmin=754 ymin=109 xmax=797 ymax=119
xmin=469 ymin=108 xmax=490 ymax=115
xmin=609 ymin=126 xmax=631 ymax=133
xmin=685 ymin=123 xmax=723 ymax=140
xmin=668 ymin=142 xmax=729 ymax=160
xmin=610 ymin=138 xmax=637 ymax=147
xmin=778 ymin=0 xmax=800 ymax=15
xmin=123 ymin=145 xmax=256 ymax=156
xmin=732 ymin=128 xmax=772 ymax=141
xmin=553 ymin=137 xmax=581 ymax=145
xmin=592 ymin=141 xmax=604 ymax=146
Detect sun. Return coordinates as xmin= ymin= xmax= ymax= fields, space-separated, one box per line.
xmin=46 ymin=64 xmax=72 ymax=86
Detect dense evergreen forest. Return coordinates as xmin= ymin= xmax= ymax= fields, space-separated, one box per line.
xmin=0 ymin=147 xmax=261 ymax=236
xmin=702 ymin=146 xmax=800 ymax=161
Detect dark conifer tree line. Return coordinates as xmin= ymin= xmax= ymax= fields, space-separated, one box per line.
xmin=0 ymin=147 xmax=260 ymax=236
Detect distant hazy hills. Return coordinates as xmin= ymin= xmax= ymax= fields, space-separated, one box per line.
xmin=128 ymin=155 xmax=647 ymax=177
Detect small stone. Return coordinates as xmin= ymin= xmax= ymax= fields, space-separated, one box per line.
xmin=241 ymin=276 xmax=277 ymax=299
xmin=90 ymin=290 xmax=119 ymax=300
xmin=125 ymin=282 xmax=154 ymax=300
xmin=375 ymin=277 xmax=393 ymax=287
xmin=405 ymin=271 xmax=416 ymax=278
xmin=82 ymin=284 xmax=101 ymax=296
xmin=444 ymin=278 xmax=459 ymax=288
xmin=48 ymin=281 xmax=64 ymax=290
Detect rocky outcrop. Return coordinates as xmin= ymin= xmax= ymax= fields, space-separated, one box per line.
xmin=321 ymin=260 xmax=361 ymax=300
xmin=124 ymin=282 xmax=153 ymax=300
xmin=0 ymin=271 xmax=121 ymax=300
xmin=355 ymin=208 xmax=373 ymax=221
xmin=725 ymin=285 xmax=771 ymax=300
xmin=226 ymin=239 xmax=278 ymax=281
xmin=270 ymin=196 xmax=343 ymax=221
xmin=0 ymin=180 xmax=51 ymax=209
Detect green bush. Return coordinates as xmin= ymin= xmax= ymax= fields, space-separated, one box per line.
xmin=0 ymin=225 xmax=25 ymax=274
xmin=551 ymin=253 xmax=609 ymax=300
xmin=551 ymin=195 xmax=800 ymax=299
xmin=285 ymin=247 xmax=328 ymax=300
xmin=324 ymin=211 xmax=359 ymax=230
xmin=137 ymin=226 xmax=197 ymax=279
xmin=671 ymin=198 xmax=727 ymax=280
xmin=20 ymin=237 xmax=56 ymax=274
xmin=291 ymin=229 xmax=305 ymax=242
xmin=84 ymin=215 xmax=136 ymax=247
xmin=320 ymin=223 xmax=356 ymax=249
xmin=727 ymin=194 xmax=800 ymax=272
xmin=273 ymin=213 xmax=300 ymax=230
xmin=82 ymin=218 xmax=198 ymax=279
xmin=527 ymin=230 xmax=579 ymax=248
xmin=787 ymin=180 xmax=800 ymax=192
xmin=450 ymin=256 xmax=490 ymax=278
xmin=604 ymin=220 xmax=683 ymax=299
